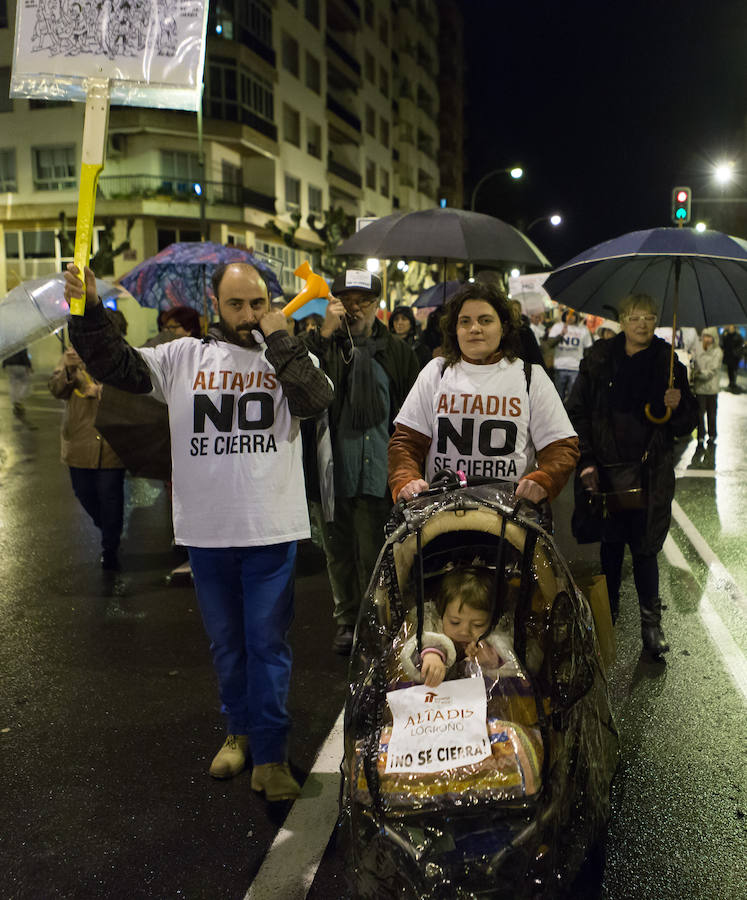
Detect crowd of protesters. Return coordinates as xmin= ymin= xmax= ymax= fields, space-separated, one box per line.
xmin=0 ymin=260 xmax=740 ymax=808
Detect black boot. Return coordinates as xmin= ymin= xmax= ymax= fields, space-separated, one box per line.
xmin=639 ymin=597 xmax=669 ymax=657
xmin=609 ymin=593 xmax=619 ymax=625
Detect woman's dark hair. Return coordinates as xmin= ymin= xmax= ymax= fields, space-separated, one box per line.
xmin=162 ymin=305 xmax=202 ymax=338
xmin=388 ymin=304 xmax=417 ymax=334
xmin=439 ymin=282 xmax=521 ymax=366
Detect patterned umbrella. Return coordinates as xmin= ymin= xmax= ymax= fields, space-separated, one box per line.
xmin=119 ymin=242 xmax=283 ymax=315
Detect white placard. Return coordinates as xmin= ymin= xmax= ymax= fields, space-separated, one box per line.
xmin=11 ymin=0 xmax=209 ymax=111
xmin=344 ymin=270 xmax=374 ymax=289
xmin=384 ymin=677 xmax=491 ymax=774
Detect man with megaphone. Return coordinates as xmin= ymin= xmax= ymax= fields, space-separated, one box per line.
xmin=302 ymin=269 xmax=420 ymax=656
xmin=64 ymin=260 xmax=333 ymax=802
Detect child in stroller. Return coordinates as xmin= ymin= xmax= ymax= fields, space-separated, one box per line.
xmin=343 ymin=482 xmax=619 ymax=899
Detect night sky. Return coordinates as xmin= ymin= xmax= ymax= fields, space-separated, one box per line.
xmin=462 ymin=0 xmax=746 ymax=266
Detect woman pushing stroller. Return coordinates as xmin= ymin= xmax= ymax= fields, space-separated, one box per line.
xmin=388 ymin=281 xmax=579 ymax=506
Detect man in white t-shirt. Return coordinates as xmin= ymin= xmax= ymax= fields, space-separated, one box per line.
xmin=547 ymin=310 xmax=592 ymax=402
xmin=65 ymin=261 xmax=333 ymax=802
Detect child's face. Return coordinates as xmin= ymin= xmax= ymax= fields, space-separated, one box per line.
xmin=442 ymin=598 xmax=490 ymax=646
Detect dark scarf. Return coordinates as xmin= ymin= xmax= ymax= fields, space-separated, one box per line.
xmin=609 ymin=336 xmax=665 ymax=459
xmin=338 ymin=325 xmax=389 ymax=431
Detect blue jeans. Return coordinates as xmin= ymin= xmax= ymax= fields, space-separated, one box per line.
xmin=554 ymin=368 xmax=579 ymax=403
xmin=68 ymin=467 xmax=125 ymax=553
xmin=187 ymin=543 xmax=296 ymax=765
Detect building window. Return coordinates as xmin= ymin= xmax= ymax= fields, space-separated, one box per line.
xmin=365 ymin=159 xmax=376 ymax=190
xmin=308 ymin=184 xmax=323 ymax=213
xmin=379 ymin=66 xmax=388 ymax=98
xmin=364 ymin=0 xmax=374 ymax=27
xmin=305 ymin=52 xmax=321 ymax=93
xmin=364 ymin=50 xmax=375 ymax=83
xmin=380 ymin=168 xmax=389 ymax=198
xmin=283 ymin=104 xmax=301 ymax=146
xmin=307 ymin=120 xmax=322 ymax=158
xmin=285 ymin=174 xmax=301 ymax=210
xmin=207 ymin=59 xmax=275 ymax=134
xmin=380 ymin=117 xmax=389 ymax=148
xmin=0 ymin=68 xmax=11 ymax=112
xmin=0 ymin=0 xmax=6 ymax=28
xmin=365 ymin=104 xmax=376 ymax=137
xmin=221 ymin=160 xmax=242 ymax=203
xmin=161 ymin=150 xmax=200 ymax=180
xmin=305 ymin=0 xmax=319 ymax=28
xmin=32 ymin=146 xmax=76 ymax=190
xmin=379 ymin=14 xmax=388 ymax=44
xmin=159 ymin=150 xmax=201 ymax=195
xmin=282 ymin=32 xmax=299 ymax=77
xmin=0 ymin=148 xmax=16 ymax=191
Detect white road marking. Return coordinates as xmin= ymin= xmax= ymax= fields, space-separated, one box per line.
xmin=663 ymin=536 xmax=747 ymax=703
xmin=670 ymin=499 xmax=747 ymax=613
xmin=245 ymin=708 xmax=345 ymax=900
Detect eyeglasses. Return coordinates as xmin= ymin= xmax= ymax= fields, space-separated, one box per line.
xmin=625 ymin=315 xmax=656 ymax=324
xmin=341 ymin=295 xmax=377 ymax=309
xmin=162 ymin=324 xmax=182 ymax=331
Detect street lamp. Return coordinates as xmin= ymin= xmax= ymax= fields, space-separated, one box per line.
xmin=525 ymin=213 xmax=563 ymax=233
xmin=470 ymin=166 xmax=524 ymax=211
xmin=695 ymin=221 xmax=707 ymax=232
xmin=714 ymin=161 xmax=735 ymax=186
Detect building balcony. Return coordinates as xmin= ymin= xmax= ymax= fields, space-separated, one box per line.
xmin=326 ymin=31 xmax=362 ymax=79
xmin=97 ymin=174 xmax=276 ymax=214
xmin=327 ymin=155 xmax=362 ymax=188
xmin=327 ymin=0 xmax=361 ymax=33
xmin=326 ymin=93 xmax=362 ymax=142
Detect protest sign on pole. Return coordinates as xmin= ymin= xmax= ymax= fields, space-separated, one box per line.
xmin=10 ymin=1 xmax=209 ymax=314
xmin=384 ymin=678 xmax=492 ymax=775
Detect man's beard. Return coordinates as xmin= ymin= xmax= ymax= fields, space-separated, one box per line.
xmin=346 ymin=312 xmax=373 ymax=338
xmin=218 ymin=313 xmax=259 ymax=348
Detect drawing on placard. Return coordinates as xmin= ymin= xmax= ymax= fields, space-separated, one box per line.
xmin=28 ymin=0 xmax=180 ymax=60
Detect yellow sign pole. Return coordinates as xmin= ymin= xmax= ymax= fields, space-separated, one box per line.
xmin=70 ymin=79 xmax=110 ymax=316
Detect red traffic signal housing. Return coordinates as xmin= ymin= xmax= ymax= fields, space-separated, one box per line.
xmin=671 ymin=186 xmax=691 ymax=224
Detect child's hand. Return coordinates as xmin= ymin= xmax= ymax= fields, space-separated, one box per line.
xmin=465 ymin=640 xmax=501 ymax=670
xmin=421 ymin=654 xmax=446 ymax=687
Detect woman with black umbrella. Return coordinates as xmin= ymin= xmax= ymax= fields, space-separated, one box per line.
xmin=566 ymin=293 xmax=698 ymax=658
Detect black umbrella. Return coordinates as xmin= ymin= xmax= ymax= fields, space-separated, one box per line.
xmin=334 ymin=208 xmax=550 ymax=268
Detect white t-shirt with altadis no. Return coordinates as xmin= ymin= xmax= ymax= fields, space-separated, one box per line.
xmin=548 ymin=322 xmax=592 ymax=371
xmin=394 ymin=357 xmax=576 ymax=483
xmin=137 ymin=337 xmax=311 ymax=548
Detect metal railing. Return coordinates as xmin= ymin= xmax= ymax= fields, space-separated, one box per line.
xmin=97 ymin=174 xmax=276 ymax=213
xmin=325 ymin=32 xmax=361 ymax=75
xmin=326 ymin=94 xmax=361 ymax=132
xmin=327 ymin=157 xmax=362 ymax=188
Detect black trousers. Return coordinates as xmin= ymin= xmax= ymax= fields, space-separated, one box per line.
xmin=696 ymin=394 xmax=717 ymax=442
xmin=600 ymin=540 xmax=659 ymax=606
xmin=69 ymin=467 xmax=125 ymax=553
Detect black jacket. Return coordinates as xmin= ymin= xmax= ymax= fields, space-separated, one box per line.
xmin=566 ymin=333 xmax=698 ymax=552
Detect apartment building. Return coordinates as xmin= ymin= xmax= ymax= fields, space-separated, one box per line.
xmin=0 ymin=0 xmax=450 ymax=297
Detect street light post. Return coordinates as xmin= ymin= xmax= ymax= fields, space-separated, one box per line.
xmin=470 ymin=166 xmax=523 ymax=211
xmin=525 ymin=213 xmax=563 ymax=234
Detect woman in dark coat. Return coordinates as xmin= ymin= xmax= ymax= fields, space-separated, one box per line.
xmin=566 ymin=293 xmax=698 ymax=658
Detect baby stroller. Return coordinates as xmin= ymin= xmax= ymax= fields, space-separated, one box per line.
xmin=341 ymin=475 xmax=619 ymax=899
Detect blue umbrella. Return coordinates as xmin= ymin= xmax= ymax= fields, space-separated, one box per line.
xmin=412 ymin=280 xmax=463 ymax=308
xmin=543 ymin=227 xmax=747 ymax=328
xmin=544 ymin=226 xmax=747 ymax=422
xmin=120 ymin=242 xmax=284 ymax=315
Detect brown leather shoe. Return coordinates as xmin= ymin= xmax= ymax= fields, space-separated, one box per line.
xmin=251 ymin=762 xmax=301 ymax=801
xmin=208 ymin=734 xmax=248 ymax=779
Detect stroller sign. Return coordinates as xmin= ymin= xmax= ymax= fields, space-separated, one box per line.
xmin=385 ymin=678 xmax=491 ymax=774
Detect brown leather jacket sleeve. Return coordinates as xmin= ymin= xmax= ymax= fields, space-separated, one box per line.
xmin=388 ymin=422 xmax=432 ymax=501
xmin=520 ymin=436 xmax=580 ymax=501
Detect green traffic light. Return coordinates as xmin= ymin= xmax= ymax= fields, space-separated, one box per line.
xmin=676 ymin=208 xmax=687 ymax=219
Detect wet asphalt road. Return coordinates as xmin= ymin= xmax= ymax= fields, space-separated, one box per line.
xmin=1 ymin=374 xmax=745 ymax=900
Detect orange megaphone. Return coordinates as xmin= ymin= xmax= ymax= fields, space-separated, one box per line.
xmin=281 ymin=261 xmax=330 ymax=318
